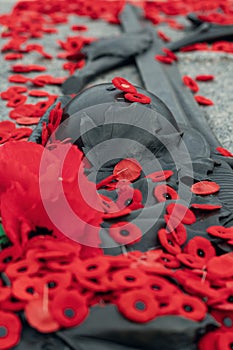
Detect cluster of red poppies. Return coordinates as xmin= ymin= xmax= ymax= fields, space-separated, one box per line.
xmin=112 ymin=77 xmax=151 ymax=104
xmin=0 ymin=120 xmax=32 ymax=144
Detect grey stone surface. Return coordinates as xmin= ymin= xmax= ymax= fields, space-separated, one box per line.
xmin=0 ymin=1 xmax=232 ymax=151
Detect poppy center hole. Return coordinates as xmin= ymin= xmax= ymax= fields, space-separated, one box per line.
xmin=163 ymin=193 xmax=172 ymax=200
xmin=197 ymin=249 xmax=205 ymax=257
xmin=184 ymin=305 xmax=193 ymax=312
xmin=120 ymin=230 xmax=129 ymax=237
xmin=151 ymin=284 xmax=160 ymax=290
xmin=47 ymin=281 xmax=57 ymax=289
xmin=87 ymin=264 xmax=97 ymax=271
xmin=223 ymin=317 xmax=232 ymax=327
xmin=135 ymin=301 xmax=146 ymax=311
xmin=126 ymin=276 xmax=135 ymax=282
xmin=0 ymin=326 xmax=8 ymax=338
xmin=64 ymin=308 xmax=75 ymax=318
xmin=228 ymin=296 xmax=233 ymax=303
xmin=124 ymin=199 xmax=133 ymax=206
xmin=26 ymin=287 xmax=35 ymax=294
xmin=3 ymin=256 xmax=12 ymax=263
xmin=18 ymin=267 xmax=27 ymax=272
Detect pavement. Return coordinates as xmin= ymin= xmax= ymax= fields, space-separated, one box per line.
xmin=0 ymin=1 xmax=232 ymax=151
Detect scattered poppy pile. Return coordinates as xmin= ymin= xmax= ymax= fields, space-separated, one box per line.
xmin=0 ymin=0 xmax=233 ymax=349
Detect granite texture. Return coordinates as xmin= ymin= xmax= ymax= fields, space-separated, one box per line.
xmin=0 ymin=1 xmax=232 ymax=151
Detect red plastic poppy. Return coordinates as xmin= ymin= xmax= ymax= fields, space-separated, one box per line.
xmin=50 ymin=291 xmax=89 ymax=328
xmin=4 ymin=53 xmax=24 ymax=60
xmin=11 ymin=127 xmax=32 ymax=140
xmin=146 ymin=170 xmax=173 ymax=182
xmin=216 ymin=332 xmax=233 ymax=350
xmin=155 ymin=55 xmax=174 ymax=64
xmin=191 ymin=203 xmax=222 ymax=210
xmin=8 ymin=75 xmax=28 ymax=83
xmin=124 ymin=92 xmax=151 ymax=104
xmin=195 ymin=95 xmax=214 ymax=106
xmin=16 ymin=117 xmax=41 ymax=125
xmin=71 ymin=24 xmax=88 ymax=31
xmin=5 ymin=259 xmax=40 ymax=280
xmin=182 ymin=75 xmax=199 ymax=93
xmin=0 ymin=287 xmax=11 ymax=302
xmin=198 ymin=330 xmax=221 ymax=350
xmin=11 ymin=64 xmax=47 ymax=73
xmin=195 ymin=75 xmax=215 ymax=81
xmin=162 ymin=48 xmax=178 ymax=61
xmin=176 ymin=294 xmax=207 ymax=321
xmin=166 ymin=203 xmax=196 ymax=225
xmin=146 ymin=275 xmax=179 ymax=301
xmin=1 ymin=87 xmax=27 ymax=100
xmin=25 ymin=298 xmax=60 ymax=333
xmin=78 ymin=257 xmax=110 ymax=278
xmin=207 ymin=225 xmax=233 ymax=240
xmin=191 ymin=180 xmax=220 ymax=195
xmin=117 ymin=289 xmax=158 ymax=323
xmin=216 ymin=147 xmax=233 ymax=157
xmin=207 ymin=254 xmax=233 ymax=279
xmin=109 ymin=221 xmax=142 ymax=245
xmin=12 ymin=277 xmax=43 ymax=301
xmin=41 ymin=272 xmax=72 ymax=298
xmin=158 ymin=229 xmax=181 ymax=255
xmin=157 ymin=30 xmax=171 ymax=42
xmin=113 ymin=158 xmax=142 ymax=181
xmin=0 ymin=311 xmax=21 ymax=349
xmin=0 ymin=245 xmax=22 ymax=272
xmin=211 ymin=310 xmax=233 ymax=331
xmin=112 ymin=268 xmax=147 ymax=289
xmin=28 ymin=90 xmax=49 ymax=97
xmin=158 ymin=252 xmax=181 ymax=268
xmin=176 ymin=253 xmax=205 ymax=269
xmin=6 ymin=94 xmax=27 ymax=108
xmin=154 ymin=184 xmax=179 ymax=202
xmin=0 ymin=121 xmax=15 ymax=132
xmin=164 ymin=217 xmax=187 ymax=246
xmin=184 ymin=237 xmax=215 ymax=262
xmin=112 ymin=77 xmax=137 ymax=93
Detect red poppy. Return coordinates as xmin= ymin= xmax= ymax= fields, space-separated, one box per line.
xmin=4 ymin=53 xmax=24 ymax=60
xmin=8 ymin=75 xmax=28 ymax=83
xmin=195 ymin=75 xmax=215 ymax=81
xmin=157 ymin=30 xmax=171 ymax=42
xmin=146 ymin=275 xmax=179 ymax=301
xmin=177 ymin=253 xmax=205 ymax=269
xmin=12 ymin=276 xmax=43 ymax=301
xmin=175 ymin=294 xmax=207 ymax=321
xmin=184 ymin=237 xmax=215 ymax=262
xmin=146 ymin=170 xmax=173 ymax=182
xmin=78 ymin=257 xmax=110 ymax=278
xmin=1 ymin=86 xmax=27 ymax=100
xmin=11 ymin=64 xmax=47 ymax=73
xmin=216 ymin=332 xmax=233 ymax=350
xmin=162 ymin=48 xmax=178 ymax=61
xmin=112 ymin=268 xmax=147 ymax=289
xmin=25 ymin=298 xmax=60 ymax=333
xmin=0 ymin=245 xmax=22 ymax=272
xmin=158 ymin=228 xmax=181 ymax=255
xmin=155 ymin=55 xmax=174 ymax=64
xmin=166 ymin=203 xmax=196 ymax=225
xmin=117 ymin=289 xmax=158 ymax=323
xmin=109 ymin=221 xmax=142 ymax=245
xmin=182 ymin=75 xmax=199 ymax=93
xmin=154 ymin=184 xmax=179 ymax=202
xmin=195 ymin=95 xmax=214 ymax=106
xmin=207 ymin=254 xmax=233 ymax=279
xmin=113 ymin=158 xmax=142 ymax=182
xmin=164 ymin=217 xmax=187 ymax=245
xmin=5 ymin=259 xmax=40 ymax=280
xmin=207 ymin=225 xmax=233 ymax=240
xmin=16 ymin=117 xmax=41 ymax=125
xmin=124 ymin=92 xmax=151 ymax=104
xmin=216 ymin=147 xmax=233 ymax=157
xmin=6 ymin=94 xmax=27 ymax=108
xmin=71 ymin=24 xmax=88 ymax=31
xmin=191 ymin=180 xmax=220 ymax=195
xmin=0 ymin=287 xmax=11 ymax=302
xmin=50 ymin=291 xmax=89 ymax=328
xmin=112 ymin=77 xmax=137 ymax=93
xmin=211 ymin=309 xmax=233 ymax=331
xmin=198 ymin=330 xmax=221 ymax=350
xmin=158 ymin=252 xmax=181 ymax=268
xmin=28 ymin=90 xmax=49 ymax=97
xmin=42 ymin=272 xmax=72 ymax=298
xmin=0 ymin=311 xmax=22 ymax=349
xmin=191 ymin=203 xmax=222 ymax=210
